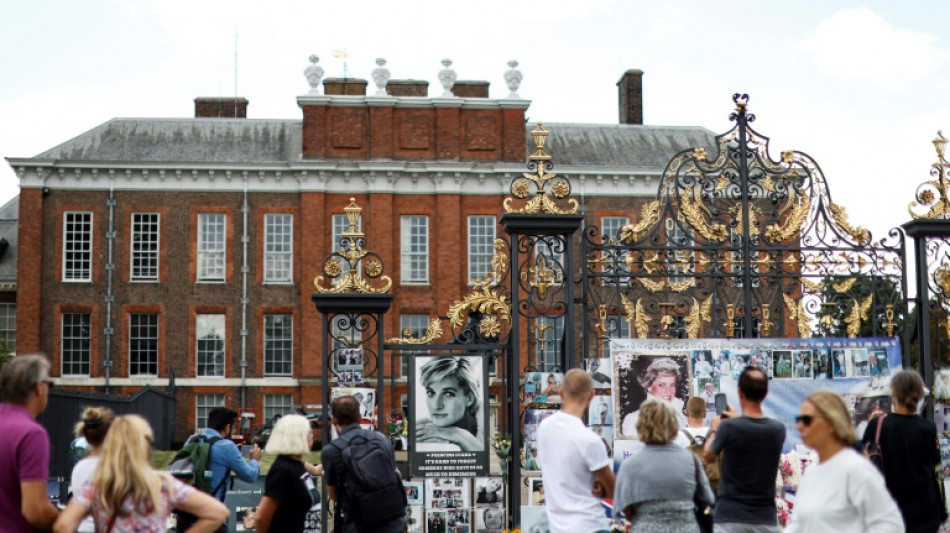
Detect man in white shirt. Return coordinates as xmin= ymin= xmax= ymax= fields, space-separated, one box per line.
xmin=538 ymin=369 xmax=615 ymax=533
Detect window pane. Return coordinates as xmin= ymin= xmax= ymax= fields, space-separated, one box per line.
xmin=195 ymin=394 xmax=224 ymax=431
xmin=263 ymin=394 xmax=294 ymax=421
xmin=197 ymin=214 xmax=226 ymax=281
xmin=0 ymin=303 xmax=16 ymax=353
xmin=264 ymin=214 xmax=293 ymax=282
xmin=399 ymin=314 xmax=429 ymax=376
xmin=129 ymin=313 xmax=159 ymax=376
xmin=62 ymin=313 xmax=91 ymax=375
xmin=131 ymin=213 xmax=160 ymax=281
xmin=468 ymin=216 xmax=496 ymax=282
xmin=196 ymin=314 xmax=225 ymax=377
xmin=264 ymin=314 xmax=293 ymax=376
xmin=400 ymin=216 xmax=428 ymax=283
xmin=63 ymin=212 xmax=93 ymax=281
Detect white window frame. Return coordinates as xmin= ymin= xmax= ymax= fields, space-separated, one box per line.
xmin=263 ymin=314 xmax=293 ymax=377
xmin=196 ymin=314 xmax=225 ymax=377
xmin=601 ymin=216 xmax=630 ymax=284
xmin=197 ymin=213 xmax=226 ymax=282
xmin=0 ymin=303 xmax=15 ymax=354
xmin=61 ymin=312 xmax=91 ymax=376
xmin=129 ymin=313 xmax=159 ymax=376
xmin=603 ymin=315 xmax=632 ymax=357
xmin=400 ymin=215 xmax=429 ymax=284
xmin=263 ymin=394 xmax=295 ymax=421
xmin=130 ymin=212 xmax=160 ymax=281
xmin=467 ymin=216 xmax=496 ymax=283
xmin=399 ymin=314 xmax=430 ymax=376
xmin=195 ymin=394 xmax=225 ymax=431
xmin=264 ymin=214 xmax=293 ymax=283
xmin=63 ymin=211 xmax=93 ymax=282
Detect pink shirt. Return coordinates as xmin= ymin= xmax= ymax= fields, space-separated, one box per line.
xmin=0 ymin=403 xmax=50 ymax=533
xmin=75 ymin=476 xmax=194 ymax=533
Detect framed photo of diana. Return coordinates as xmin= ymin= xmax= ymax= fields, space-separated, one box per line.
xmin=410 ymin=354 xmax=490 ymax=478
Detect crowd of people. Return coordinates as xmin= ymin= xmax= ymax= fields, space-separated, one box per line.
xmin=538 ymin=366 xmax=946 ymax=533
xmin=3 ymin=351 xmax=947 ymax=533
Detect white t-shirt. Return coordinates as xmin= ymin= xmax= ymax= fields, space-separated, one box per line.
xmin=70 ymin=456 xmax=100 ymax=533
xmin=537 ymin=411 xmax=611 ymax=533
xmin=785 ymin=447 xmax=904 ymax=533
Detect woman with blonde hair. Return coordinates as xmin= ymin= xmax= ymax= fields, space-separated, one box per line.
xmin=786 ymin=390 xmax=903 ymax=532
xmin=613 ymin=400 xmax=714 ymax=532
xmin=54 ymin=415 xmax=227 ymax=533
xmin=254 ymin=414 xmax=323 ymax=533
xmin=69 ymin=407 xmax=116 ymax=533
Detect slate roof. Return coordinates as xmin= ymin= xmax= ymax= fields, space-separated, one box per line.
xmin=0 ymin=196 xmax=18 ymax=283
xmin=33 ymin=118 xmax=717 ymax=169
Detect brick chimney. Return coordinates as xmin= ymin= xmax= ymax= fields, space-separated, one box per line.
xmin=617 ymin=69 xmax=643 ymax=125
xmin=194 ymin=97 xmax=248 ymax=118
xmin=451 ymin=81 xmax=490 ymax=98
xmin=386 ymin=80 xmax=429 ymax=97
xmin=323 ymin=78 xmax=368 ymax=96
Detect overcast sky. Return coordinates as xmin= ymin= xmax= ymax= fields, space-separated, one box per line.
xmin=2 ymin=0 xmax=949 ymax=241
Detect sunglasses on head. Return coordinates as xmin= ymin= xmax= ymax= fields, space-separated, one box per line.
xmin=795 ymin=414 xmax=814 ymax=427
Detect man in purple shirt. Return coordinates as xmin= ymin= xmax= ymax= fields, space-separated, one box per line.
xmin=0 ymin=355 xmax=59 ymax=532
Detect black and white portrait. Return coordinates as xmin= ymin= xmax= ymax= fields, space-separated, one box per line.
xmin=413 ymin=355 xmax=487 ymax=452
xmin=476 ymin=506 xmax=505 ymax=533
xmin=615 ymin=352 xmax=690 ymax=439
xmin=586 ymin=357 xmax=613 ymax=389
xmin=336 ymin=347 xmax=363 ymax=371
xmin=474 ymin=477 xmax=503 ymax=507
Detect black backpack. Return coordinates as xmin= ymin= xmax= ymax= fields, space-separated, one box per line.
xmin=329 ymin=429 xmax=406 ymax=531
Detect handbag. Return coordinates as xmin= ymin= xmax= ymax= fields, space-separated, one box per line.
xmin=862 ymin=415 xmax=884 ymax=472
xmin=692 ymin=454 xmax=714 ymax=533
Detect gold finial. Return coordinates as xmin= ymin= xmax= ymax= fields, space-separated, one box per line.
xmin=724 ymin=304 xmax=736 ymax=338
xmin=504 ymin=123 xmax=579 ymax=215
xmin=910 ymin=131 xmax=950 ymax=219
xmin=934 ymin=130 xmax=947 ymax=162
xmin=342 ymin=198 xmax=364 ymax=237
xmin=529 ymin=123 xmax=552 ymax=162
xmin=314 ymin=198 xmax=391 ymax=294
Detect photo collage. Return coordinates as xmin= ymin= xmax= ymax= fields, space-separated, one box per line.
xmin=336 ymin=346 xmax=364 ymax=384
xmin=403 ymin=477 xmax=502 ymax=533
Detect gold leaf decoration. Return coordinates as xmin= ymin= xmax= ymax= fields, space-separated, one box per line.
xmin=635 ymin=299 xmax=651 ymax=339
xmin=831 ymin=277 xmax=857 ymax=294
xmin=684 ymin=295 xmax=713 ymax=339
xmin=829 ymin=203 xmax=870 ymax=246
xmin=680 ymin=190 xmax=728 ymax=241
xmin=640 ymin=278 xmax=666 ymax=292
xmin=668 ymin=278 xmax=693 ymax=293
xmin=783 ymin=293 xmax=812 ymax=338
xmin=479 ymin=316 xmax=501 ymax=338
xmin=641 ymin=251 xmax=659 ymax=273
xmin=765 ymin=194 xmax=811 ymax=242
xmin=447 ymin=288 xmax=511 ymax=330
xmin=801 ymin=278 xmax=822 ymax=292
xmin=387 ymin=317 xmax=444 ymax=344
xmin=844 ymin=295 xmax=873 ymax=338
xmin=619 ymin=201 xmax=661 ymax=243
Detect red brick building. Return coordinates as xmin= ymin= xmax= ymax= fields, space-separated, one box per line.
xmin=6 ymin=66 xmax=715 ymax=438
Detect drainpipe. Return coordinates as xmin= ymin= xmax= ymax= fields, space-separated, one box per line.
xmin=240 ymin=177 xmax=249 ymax=410
xmin=104 ymin=173 xmax=116 ymax=394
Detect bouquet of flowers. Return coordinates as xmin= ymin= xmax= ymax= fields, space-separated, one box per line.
xmin=778 ymin=450 xmax=802 ymax=491
xmin=492 ymin=434 xmax=512 ymax=484
xmin=609 ymin=521 xmax=628 ymax=533
xmin=775 ymin=497 xmax=791 ymax=528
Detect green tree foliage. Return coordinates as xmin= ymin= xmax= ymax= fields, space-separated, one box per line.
xmin=813 ymin=276 xmax=905 ymax=339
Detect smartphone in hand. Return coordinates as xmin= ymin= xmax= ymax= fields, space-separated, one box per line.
xmin=715 ymin=393 xmax=728 ymax=415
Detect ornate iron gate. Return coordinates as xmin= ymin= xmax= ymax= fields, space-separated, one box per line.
xmin=579 ymin=94 xmax=910 ymax=361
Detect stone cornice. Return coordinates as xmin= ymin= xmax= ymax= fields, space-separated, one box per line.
xmin=296 ymin=94 xmax=531 ymax=110
xmin=9 ymin=160 xmax=662 ymax=197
